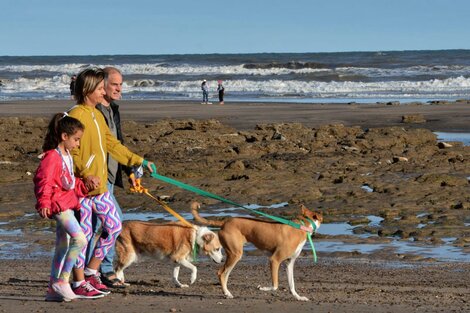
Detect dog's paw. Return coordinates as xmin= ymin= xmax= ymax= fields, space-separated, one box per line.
xmin=179 ymin=284 xmax=189 ymax=288
xmin=258 ymin=285 xmax=276 ymax=291
xmin=295 ymin=296 xmax=309 ymax=301
xmin=224 ymin=292 xmax=234 ymax=299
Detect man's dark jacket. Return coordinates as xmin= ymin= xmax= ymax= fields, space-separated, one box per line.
xmin=96 ymin=101 xmax=130 ymax=189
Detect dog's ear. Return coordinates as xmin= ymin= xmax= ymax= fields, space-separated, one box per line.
xmin=202 ymin=232 xmax=214 ymax=243
xmin=300 ymin=204 xmax=309 ymax=215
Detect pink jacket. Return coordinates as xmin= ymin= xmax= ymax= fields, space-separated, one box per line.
xmin=34 ymin=149 xmax=88 ymax=215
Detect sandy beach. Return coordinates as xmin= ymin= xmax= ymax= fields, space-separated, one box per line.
xmin=0 ymin=100 xmax=469 ymax=313
xmin=1 ymin=99 xmax=470 ymax=132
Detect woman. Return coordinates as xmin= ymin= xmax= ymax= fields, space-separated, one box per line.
xmin=68 ymin=67 xmax=156 ymax=298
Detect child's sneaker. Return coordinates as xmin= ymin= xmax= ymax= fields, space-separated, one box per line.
xmin=85 ymin=273 xmax=110 ymax=295
xmin=51 ymin=282 xmax=78 ymax=301
xmin=72 ymin=281 xmax=105 ymax=299
xmin=45 ymin=286 xmax=67 ymax=302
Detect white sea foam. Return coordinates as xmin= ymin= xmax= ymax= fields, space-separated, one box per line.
xmin=2 ymin=75 xmax=470 ymax=100
xmin=0 ymin=63 xmax=328 ymax=76
xmin=3 ymin=63 xmax=470 ymax=78
xmin=0 ymin=64 xmax=89 ymax=74
xmin=126 ymin=76 xmax=470 ymax=98
xmin=336 ymin=65 xmax=470 ymax=78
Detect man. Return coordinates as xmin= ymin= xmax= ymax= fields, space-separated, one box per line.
xmin=90 ymin=67 xmax=129 ymax=288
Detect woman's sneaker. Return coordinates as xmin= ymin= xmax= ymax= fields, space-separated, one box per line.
xmin=72 ymin=281 xmax=105 ymax=299
xmin=85 ymin=273 xmax=111 ymax=295
xmin=51 ymin=282 xmax=78 ymax=301
xmin=45 ymin=286 xmax=67 ymax=302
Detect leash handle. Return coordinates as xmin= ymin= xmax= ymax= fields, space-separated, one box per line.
xmin=129 ymin=174 xmax=193 ymax=228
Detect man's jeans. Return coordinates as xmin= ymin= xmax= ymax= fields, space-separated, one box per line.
xmin=85 ymin=182 xmax=123 ymax=274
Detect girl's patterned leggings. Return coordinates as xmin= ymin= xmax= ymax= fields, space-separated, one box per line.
xmin=51 ymin=210 xmax=87 ymax=283
xmin=75 ymin=192 xmax=122 ymax=269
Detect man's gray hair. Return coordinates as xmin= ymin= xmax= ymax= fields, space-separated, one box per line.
xmin=103 ymin=67 xmax=122 ymax=85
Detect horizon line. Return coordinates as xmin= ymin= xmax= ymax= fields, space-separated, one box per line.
xmin=1 ymin=48 xmax=470 ymax=58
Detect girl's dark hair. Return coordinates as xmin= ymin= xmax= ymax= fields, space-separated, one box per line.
xmin=42 ymin=113 xmax=84 ymax=151
xmin=74 ymin=67 xmax=105 ymax=104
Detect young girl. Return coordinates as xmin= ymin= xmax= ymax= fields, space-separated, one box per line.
xmin=34 ymin=113 xmax=101 ymax=301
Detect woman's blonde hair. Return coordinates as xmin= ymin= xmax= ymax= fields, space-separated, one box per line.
xmin=74 ymin=67 xmax=105 ymax=104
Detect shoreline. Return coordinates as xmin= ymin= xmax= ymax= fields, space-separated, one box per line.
xmin=1 ymin=99 xmax=470 ymax=131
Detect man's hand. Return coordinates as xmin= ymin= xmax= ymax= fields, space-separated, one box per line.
xmin=142 ymin=160 xmax=157 ymax=176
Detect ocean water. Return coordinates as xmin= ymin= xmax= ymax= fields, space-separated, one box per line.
xmin=1 ymin=50 xmax=470 ymax=102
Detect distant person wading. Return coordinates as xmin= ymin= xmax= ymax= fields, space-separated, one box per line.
xmin=201 ymin=80 xmax=210 ymax=104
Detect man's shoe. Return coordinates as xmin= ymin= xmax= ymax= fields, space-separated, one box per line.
xmin=102 ymin=272 xmax=127 ymax=289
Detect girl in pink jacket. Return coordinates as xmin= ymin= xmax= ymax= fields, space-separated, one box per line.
xmin=34 ymin=113 xmax=98 ymax=301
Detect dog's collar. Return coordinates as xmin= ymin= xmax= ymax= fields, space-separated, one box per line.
xmin=300 ymin=219 xmax=318 ymax=262
xmin=306 ymin=218 xmax=317 ymax=232
xmin=300 ymin=217 xmax=317 ymax=234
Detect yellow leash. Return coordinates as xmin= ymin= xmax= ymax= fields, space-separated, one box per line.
xmin=129 ymin=174 xmax=194 ymax=228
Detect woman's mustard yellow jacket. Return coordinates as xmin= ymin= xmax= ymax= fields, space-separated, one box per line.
xmin=69 ymin=104 xmax=143 ymax=196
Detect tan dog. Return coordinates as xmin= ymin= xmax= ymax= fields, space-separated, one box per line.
xmin=191 ymin=202 xmax=322 ymax=301
xmin=114 ymin=220 xmax=223 ymax=288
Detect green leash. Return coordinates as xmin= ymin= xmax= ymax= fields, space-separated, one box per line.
xmin=149 ymin=172 xmax=318 ymax=262
xmin=150 ymin=173 xmax=315 ymax=234
xmin=302 ymin=219 xmax=318 ymax=263
xmin=192 ymin=241 xmax=199 ymax=262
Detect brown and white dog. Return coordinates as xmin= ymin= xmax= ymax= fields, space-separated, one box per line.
xmin=114 ymin=220 xmax=223 ymax=288
xmin=191 ymin=202 xmax=322 ymax=301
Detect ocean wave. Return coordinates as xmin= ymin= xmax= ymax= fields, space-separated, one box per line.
xmin=3 ymin=63 xmax=470 ymax=81
xmin=3 ymin=75 xmax=469 ymax=100
xmin=336 ymin=65 xmax=470 ymax=78
xmin=243 ymin=61 xmax=329 ymax=70
xmin=0 ymin=63 xmax=331 ymax=77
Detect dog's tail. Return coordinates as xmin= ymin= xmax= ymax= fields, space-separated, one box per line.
xmin=190 ymin=201 xmax=225 ymax=227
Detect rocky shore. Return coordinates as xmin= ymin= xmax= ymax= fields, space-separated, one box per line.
xmin=0 ymin=100 xmax=469 ymax=312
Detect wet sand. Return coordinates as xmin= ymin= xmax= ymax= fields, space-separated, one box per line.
xmin=1 ymin=99 xmax=470 ymax=131
xmin=0 ymin=100 xmax=469 ymax=313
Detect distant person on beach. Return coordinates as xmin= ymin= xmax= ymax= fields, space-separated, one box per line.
xmin=201 ymin=79 xmax=209 ymax=104
xmin=68 ymin=67 xmax=157 ymax=298
xmin=34 ymin=113 xmax=91 ymax=302
xmin=217 ymin=80 xmax=225 ymax=104
xmin=69 ymin=75 xmax=77 ymax=98
xmin=91 ymin=67 xmax=129 ymax=288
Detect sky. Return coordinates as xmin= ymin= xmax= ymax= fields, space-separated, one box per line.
xmin=1 ymin=0 xmax=470 ymax=56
